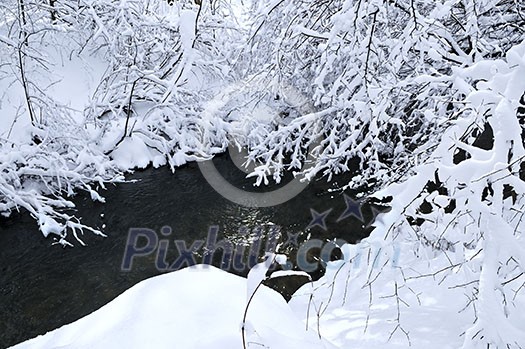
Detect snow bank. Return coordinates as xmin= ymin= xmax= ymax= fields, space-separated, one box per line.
xmin=10 ymin=266 xmax=333 ymax=349
xmin=289 ymin=243 xmax=475 ymax=349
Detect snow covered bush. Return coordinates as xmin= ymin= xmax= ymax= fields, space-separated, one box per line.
xmin=47 ymin=0 xmax=243 ymax=168
xmin=0 ymin=0 xmax=124 ymax=244
xmin=0 ymin=0 xmax=241 ymax=241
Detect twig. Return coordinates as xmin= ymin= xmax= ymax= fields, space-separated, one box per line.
xmin=363 ymin=10 xmax=378 ymax=86
xmin=113 ymin=79 xmax=138 ymax=150
xmin=242 ymin=281 xmax=264 ymax=349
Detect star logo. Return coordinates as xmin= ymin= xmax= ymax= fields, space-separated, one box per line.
xmin=282 ymin=232 xmax=300 ymax=248
xmin=364 ymin=206 xmax=388 ymax=228
xmin=307 ymin=208 xmax=333 ymax=231
xmin=337 ymin=194 xmax=364 ymax=222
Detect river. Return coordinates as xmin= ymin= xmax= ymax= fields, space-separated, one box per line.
xmin=0 ymin=153 xmax=381 ymax=348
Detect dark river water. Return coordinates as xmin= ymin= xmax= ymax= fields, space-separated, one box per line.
xmin=0 ymin=153 xmax=383 ymax=348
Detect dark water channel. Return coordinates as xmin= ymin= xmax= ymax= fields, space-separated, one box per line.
xmin=0 ymin=153 xmax=384 ymax=348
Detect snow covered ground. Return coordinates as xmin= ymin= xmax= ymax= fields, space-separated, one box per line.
xmin=7 ymin=239 xmax=504 ymax=349
xmin=9 ymin=265 xmax=334 ymax=349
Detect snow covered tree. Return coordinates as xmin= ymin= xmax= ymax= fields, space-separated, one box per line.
xmin=235 ymin=0 xmax=525 ymax=191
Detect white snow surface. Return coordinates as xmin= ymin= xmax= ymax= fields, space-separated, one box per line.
xmin=10 ymin=265 xmax=333 ymax=349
